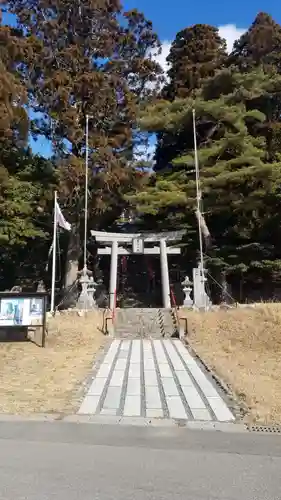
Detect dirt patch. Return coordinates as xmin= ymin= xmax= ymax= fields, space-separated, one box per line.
xmin=184 ymin=305 xmax=281 ymax=425
xmin=0 ymin=310 xmax=107 ymax=415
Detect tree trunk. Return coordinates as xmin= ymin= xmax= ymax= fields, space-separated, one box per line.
xmin=63 ymin=227 xmax=81 ymax=307
xmin=220 ymin=270 xmax=233 ymax=304
xmin=65 ymin=228 xmax=80 ymax=287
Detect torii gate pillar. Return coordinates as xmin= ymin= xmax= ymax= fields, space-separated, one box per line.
xmin=160 ymin=239 xmax=170 ymax=308
xmin=109 ymin=240 xmax=118 ymax=309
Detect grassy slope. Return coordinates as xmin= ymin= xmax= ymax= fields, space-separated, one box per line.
xmin=0 ymin=311 xmax=106 ymax=414
xmin=185 ymin=305 xmax=281 ymax=424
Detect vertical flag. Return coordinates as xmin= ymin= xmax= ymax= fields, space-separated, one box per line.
xmin=50 ymin=192 xmax=71 ymax=314
xmin=55 ymin=200 xmax=71 ymax=232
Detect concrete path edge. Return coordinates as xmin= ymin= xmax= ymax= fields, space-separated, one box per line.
xmin=0 ymin=412 xmax=248 ymax=432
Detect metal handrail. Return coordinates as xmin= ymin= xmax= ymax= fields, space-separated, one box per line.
xmin=170 ymin=286 xmax=188 ymax=337
xmin=104 ymin=289 xmax=117 ymax=335
xmin=170 ymin=286 xmax=180 ymax=335
xmin=105 ymin=316 xmax=113 ymax=335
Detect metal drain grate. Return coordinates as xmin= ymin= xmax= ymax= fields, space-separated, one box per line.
xmin=246 ymin=424 xmax=281 ymax=434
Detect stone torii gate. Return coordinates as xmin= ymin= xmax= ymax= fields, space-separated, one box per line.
xmin=91 ymin=230 xmax=184 ymax=309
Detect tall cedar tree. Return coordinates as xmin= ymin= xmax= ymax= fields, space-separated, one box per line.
xmin=164 ymin=24 xmax=227 ymax=100
xmin=230 ymin=12 xmax=281 ymax=72
xmin=6 ymin=0 xmax=162 ymax=286
xmin=0 ymin=25 xmax=27 ymax=150
xmin=0 ymin=22 xmax=57 ymax=288
xmin=129 ymin=68 xmax=281 ymax=298
xmin=155 ymin=24 xmax=227 ymax=171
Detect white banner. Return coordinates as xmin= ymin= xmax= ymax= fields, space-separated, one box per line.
xmin=55 ymin=201 xmax=71 ymax=231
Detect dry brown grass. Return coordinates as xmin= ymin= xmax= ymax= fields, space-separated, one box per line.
xmin=184 ymin=305 xmax=281 ymax=424
xmin=0 ymin=311 xmax=106 ymax=415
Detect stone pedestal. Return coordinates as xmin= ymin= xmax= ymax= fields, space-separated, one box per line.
xmin=193 ymin=265 xmax=212 ymax=310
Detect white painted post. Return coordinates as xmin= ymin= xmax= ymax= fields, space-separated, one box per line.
xmin=50 ymin=191 xmax=57 ymax=314
xmin=160 ymin=238 xmax=171 ymax=308
xmin=109 ymin=240 xmax=118 ymax=309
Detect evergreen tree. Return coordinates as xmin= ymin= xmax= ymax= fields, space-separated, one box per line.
xmin=6 ymin=0 xmax=162 ymax=286
xmin=230 ymin=12 xmax=281 ymax=72
xmin=202 ymin=66 xmax=281 ymax=163
xmin=0 ymin=25 xmax=28 ymax=149
xmin=155 ymin=24 xmax=227 ymax=171
xmin=0 ymin=21 xmax=57 ymax=289
xmin=130 ymin=68 xmax=281 ymax=298
xmin=229 ymin=14 xmax=281 ymax=164
xmin=164 ymin=24 xmax=227 ymax=100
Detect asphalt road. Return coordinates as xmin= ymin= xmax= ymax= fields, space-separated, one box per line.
xmin=0 ymin=420 xmax=280 ymax=499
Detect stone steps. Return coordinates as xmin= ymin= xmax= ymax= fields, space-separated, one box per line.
xmin=115 ymin=308 xmax=178 ymax=339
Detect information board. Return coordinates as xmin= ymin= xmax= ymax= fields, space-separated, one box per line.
xmin=0 ymin=296 xmax=44 ymax=327
xmin=0 ymin=292 xmax=47 ymax=347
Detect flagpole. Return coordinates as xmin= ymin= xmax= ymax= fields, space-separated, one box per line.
xmin=83 ymin=114 xmax=89 ymax=274
xmin=50 ymin=190 xmax=57 ymax=314
xmin=192 ymin=109 xmax=206 ymax=310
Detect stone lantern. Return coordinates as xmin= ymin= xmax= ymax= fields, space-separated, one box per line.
xmin=77 ymin=269 xmax=97 ymax=310
xmin=181 ymin=276 xmax=193 ymax=308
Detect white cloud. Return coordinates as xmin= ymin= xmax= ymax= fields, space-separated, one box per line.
xmin=153 ymin=24 xmax=246 ymax=76
xmin=154 ymin=40 xmax=172 ymax=76
xmin=218 ymin=24 xmax=246 ymax=53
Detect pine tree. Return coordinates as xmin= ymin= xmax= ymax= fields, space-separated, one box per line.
xmin=130 ymin=68 xmax=281 ymax=297
xmin=202 ymin=66 xmax=281 ymax=163
xmin=228 ymin=14 xmax=281 ymax=165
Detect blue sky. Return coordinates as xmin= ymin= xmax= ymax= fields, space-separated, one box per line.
xmin=124 ymin=0 xmax=281 ymax=40
xmin=3 ymin=2 xmax=281 ymax=157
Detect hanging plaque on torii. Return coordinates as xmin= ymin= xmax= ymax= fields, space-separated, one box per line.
xmin=132 ymin=238 xmax=144 ymax=254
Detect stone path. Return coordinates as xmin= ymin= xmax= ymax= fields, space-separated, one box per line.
xmin=78 ymin=339 xmax=234 ymax=422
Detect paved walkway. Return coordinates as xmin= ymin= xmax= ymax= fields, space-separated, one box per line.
xmin=78 ymin=339 xmax=234 ymax=422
